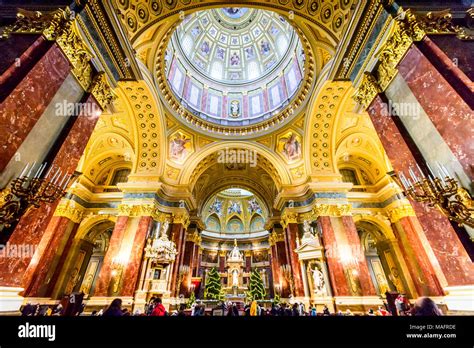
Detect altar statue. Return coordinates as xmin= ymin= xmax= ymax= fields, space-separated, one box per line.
xmin=232 ymin=269 xmax=239 ymax=287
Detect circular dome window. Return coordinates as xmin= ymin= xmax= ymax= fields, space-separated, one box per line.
xmin=161 ymin=7 xmax=308 ymax=134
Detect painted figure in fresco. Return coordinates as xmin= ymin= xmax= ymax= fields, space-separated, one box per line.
xmin=191 ymin=25 xmax=201 ymax=37
xmin=227 ymin=201 xmax=242 ymax=215
xmin=209 ymin=198 xmax=223 ymax=215
xmin=280 ymin=133 xmax=302 ymax=161
xmin=229 ymin=100 xmax=240 ymax=117
xmin=170 ymin=134 xmax=191 ymax=161
xmin=245 ymin=46 xmax=255 ymax=59
xmin=216 ymin=47 xmax=225 ymax=60
xmin=230 ymin=52 xmax=240 ymax=66
xmin=260 ymin=40 xmax=271 ymax=55
xmin=247 ymin=197 xmax=262 ymax=215
xmin=200 ymin=41 xmax=210 ymax=55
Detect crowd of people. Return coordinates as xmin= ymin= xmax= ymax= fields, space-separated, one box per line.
xmin=20 ymin=295 xmax=443 ymax=317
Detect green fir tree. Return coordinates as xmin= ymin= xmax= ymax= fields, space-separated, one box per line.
xmin=187 ymin=291 xmax=196 ymax=308
xmin=248 ymin=269 xmax=266 ymax=301
xmin=204 ymin=267 xmax=223 ymax=300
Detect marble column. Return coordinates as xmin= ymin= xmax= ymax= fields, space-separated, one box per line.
xmin=181 ymin=240 xmax=195 ymax=297
xmin=397 ymin=41 xmax=474 ymax=180
xmin=270 ymin=243 xmax=281 ymax=292
xmin=276 ymin=240 xmax=289 ymax=297
xmin=367 ymin=95 xmax=474 ymax=288
xmin=218 ymin=250 xmax=226 ymax=273
xmin=285 ymin=223 xmax=305 ymax=297
xmin=318 ymin=216 xmax=351 ymax=297
xmin=169 ymin=223 xmax=185 ymax=297
xmin=391 ymin=215 xmax=444 ymax=296
xmin=244 ymin=251 xmax=252 ymax=272
xmin=0 ymin=96 xmax=101 ymax=295
xmin=120 ymin=216 xmax=152 ymax=297
xmin=93 ymin=216 xmax=129 ymax=296
xmin=0 ymin=40 xmax=70 ymax=171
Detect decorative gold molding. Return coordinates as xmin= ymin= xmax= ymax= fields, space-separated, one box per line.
xmin=53 ymin=199 xmax=85 ymax=224
xmin=117 ymin=203 xmax=169 ymax=222
xmin=353 ymin=72 xmax=382 ymax=108
xmin=268 ymin=231 xmax=285 ymax=246
xmin=387 ymin=205 xmax=416 ymax=223
xmin=313 ymin=203 xmax=352 ymax=218
xmin=87 ymin=71 xmax=115 ymax=110
xmin=280 ymin=210 xmax=298 ymax=228
xmin=172 ymin=211 xmax=190 ymax=228
xmin=1 ymin=8 xmax=114 ymax=109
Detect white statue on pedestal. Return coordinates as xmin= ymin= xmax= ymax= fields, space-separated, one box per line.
xmin=232 ymin=269 xmax=239 ymax=287
xmin=311 ymin=266 xmax=326 ymax=295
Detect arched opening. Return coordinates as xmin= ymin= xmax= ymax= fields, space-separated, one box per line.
xmin=356 ymin=221 xmax=411 ymax=298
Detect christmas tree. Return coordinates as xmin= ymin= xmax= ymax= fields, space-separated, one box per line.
xmin=204 ymin=267 xmax=223 ymax=300
xmin=187 ymin=291 xmax=196 ymax=309
xmin=248 ymin=269 xmax=266 ymax=301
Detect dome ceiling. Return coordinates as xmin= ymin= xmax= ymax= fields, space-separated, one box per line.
xmin=164 ymin=7 xmax=305 ymax=128
xmin=202 ymin=188 xmax=269 ymax=239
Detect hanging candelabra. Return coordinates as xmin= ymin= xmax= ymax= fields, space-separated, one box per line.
xmin=0 ymin=162 xmax=76 ymax=228
xmin=392 ymin=162 xmax=474 ymax=228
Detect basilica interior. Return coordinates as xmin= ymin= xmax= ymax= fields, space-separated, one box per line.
xmin=0 ymin=0 xmax=473 ymax=316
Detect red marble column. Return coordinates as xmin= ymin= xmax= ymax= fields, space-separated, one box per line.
xmin=276 ymin=240 xmax=289 ymax=297
xmin=245 ymin=253 xmax=251 ymax=272
xmin=0 ymin=40 xmax=70 ymax=171
xmin=180 ymin=240 xmax=195 ymax=297
xmin=23 ymin=217 xmax=79 ymax=297
xmin=285 ymin=223 xmax=305 ymax=297
xmin=169 ymin=223 xmax=185 ymax=296
xmin=367 ymin=96 xmax=474 ymax=288
xmin=0 ymin=96 xmax=101 ymax=290
xmin=192 ymin=244 xmax=200 ymax=277
xmin=341 ymin=216 xmax=377 ymax=296
xmin=120 ymin=216 xmax=152 ymax=297
xmin=218 ymin=252 xmax=226 ymax=273
xmin=397 ymin=41 xmax=474 ymax=179
xmin=318 ymin=216 xmax=351 ymax=297
xmin=392 ymin=216 xmax=444 ymax=296
xmin=270 ymin=244 xmax=281 ymax=292
xmin=93 ymin=216 xmax=129 ymax=296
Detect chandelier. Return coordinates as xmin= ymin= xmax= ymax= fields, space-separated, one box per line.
xmin=144 ymin=221 xmax=177 ymax=264
xmin=392 ymin=163 xmax=474 ymax=228
xmin=0 ymin=162 xmax=76 ymax=228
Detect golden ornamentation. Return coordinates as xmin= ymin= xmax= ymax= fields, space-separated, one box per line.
xmin=154 ymin=23 xmax=315 ymax=137
xmin=54 ymin=200 xmax=85 ymax=224
xmin=268 ymin=231 xmax=285 ymax=246
xmin=313 ymin=203 xmax=352 ymax=217
xmin=2 ymin=8 xmax=115 ymax=108
xmin=394 ymin=168 xmax=474 ymax=227
xmin=117 ymin=203 xmax=167 ymax=221
xmin=87 ymin=72 xmax=116 ymax=110
xmin=387 ymin=205 xmax=416 ymax=223
xmin=353 ymin=72 xmax=382 ymax=108
xmin=172 ymin=211 xmax=190 ymax=228
xmin=280 ymin=210 xmax=298 ymax=228
xmin=0 ymin=189 xmax=21 ymax=228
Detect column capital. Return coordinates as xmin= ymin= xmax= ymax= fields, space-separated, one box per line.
xmin=1 ymin=8 xmax=114 ymax=109
xmin=387 ymin=204 xmax=416 ymax=223
xmin=53 ymin=198 xmax=85 ymax=224
xmin=117 ymin=203 xmax=170 ymax=222
xmin=269 ymin=231 xmax=285 ymax=246
xmin=244 ymin=250 xmax=253 ymax=257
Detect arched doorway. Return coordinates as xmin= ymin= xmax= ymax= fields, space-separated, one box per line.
xmin=356 ymin=221 xmax=411 ymax=298
xmin=53 ymin=221 xmax=114 ymax=299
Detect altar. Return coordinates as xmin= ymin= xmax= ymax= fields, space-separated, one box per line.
xmin=223 ymin=240 xmax=248 ymax=297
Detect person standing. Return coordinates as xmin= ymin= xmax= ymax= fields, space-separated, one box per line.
xmin=150 ymin=297 xmax=167 ymax=316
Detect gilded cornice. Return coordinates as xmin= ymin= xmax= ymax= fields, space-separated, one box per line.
xmin=53 ymin=199 xmax=85 ymax=224
xmin=1 ymin=8 xmax=114 ymax=109
xmin=280 ymin=210 xmax=298 ymax=228
xmin=186 ymin=230 xmax=201 ymax=245
xmin=268 ymin=231 xmax=285 ymax=246
xmin=387 ymin=204 xmax=416 ymax=223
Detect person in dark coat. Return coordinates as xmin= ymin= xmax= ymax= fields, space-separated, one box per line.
xmin=103 ymin=298 xmax=124 ymax=317
xmin=177 ymin=304 xmax=186 ymax=316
